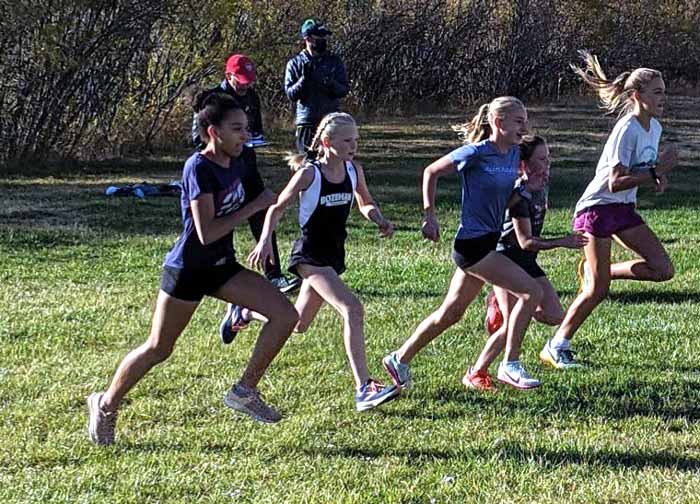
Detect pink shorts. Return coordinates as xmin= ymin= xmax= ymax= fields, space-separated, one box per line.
xmin=573 ymin=203 xmax=644 ymax=238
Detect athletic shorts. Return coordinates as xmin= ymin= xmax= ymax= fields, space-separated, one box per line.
xmin=160 ymin=261 xmax=245 ymax=302
xmin=573 ymin=203 xmax=644 ymax=238
xmin=288 ymin=237 xmax=346 ymax=277
xmin=500 ymin=248 xmax=546 ymax=278
xmin=452 ymin=233 xmax=500 ymax=270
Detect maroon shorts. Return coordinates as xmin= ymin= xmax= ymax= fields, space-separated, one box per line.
xmin=572 ymin=203 xmax=644 ymax=238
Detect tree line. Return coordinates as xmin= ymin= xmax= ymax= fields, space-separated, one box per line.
xmin=1 ymin=0 xmax=698 ymax=161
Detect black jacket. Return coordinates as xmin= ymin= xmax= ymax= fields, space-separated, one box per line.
xmin=284 ymin=50 xmax=348 ymax=126
xmin=191 ymin=80 xmax=264 ymax=149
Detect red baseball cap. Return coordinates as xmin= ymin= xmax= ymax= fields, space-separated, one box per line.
xmin=225 ymin=54 xmax=256 ymax=85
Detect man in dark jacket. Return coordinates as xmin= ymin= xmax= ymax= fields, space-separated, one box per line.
xmin=284 ymin=19 xmax=349 ymax=153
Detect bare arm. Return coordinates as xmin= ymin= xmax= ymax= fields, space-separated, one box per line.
xmin=190 ymin=190 xmax=275 ymax=246
xmin=421 ymin=154 xmax=456 ymax=242
xmin=512 ymin=217 xmax=588 ymax=252
xmin=609 ymin=144 xmax=678 ymax=192
xmin=247 ymin=167 xmax=315 ymax=267
xmin=352 ymin=161 xmax=393 ymax=237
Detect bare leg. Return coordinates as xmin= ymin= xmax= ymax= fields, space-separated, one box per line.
xmin=555 ymin=234 xmax=612 ymax=341
xmin=533 ymin=277 xmax=565 ymax=326
xmin=297 ymin=264 xmax=369 ymax=388
xmin=101 ymin=291 xmax=199 ymax=412
xmin=468 ymin=253 xmax=543 ymax=362
xmin=239 ymin=279 xmax=325 ymax=330
xmin=294 ymin=280 xmax=325 ymax=333
xmin=213 ymin=269 xmax=298 ymax=389
xmin=611 ymin=224 xmax=674 ymax=282
xmin=397 ymin=268 xmax=483 ymax=364
xmin=473 ymin=287 xmax=514 ymax=371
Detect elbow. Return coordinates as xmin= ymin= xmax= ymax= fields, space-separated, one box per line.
xmin=520 ymin=240 xmax=538 ymax=252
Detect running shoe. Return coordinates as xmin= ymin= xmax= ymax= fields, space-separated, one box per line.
xmin=269 ymin=275 xmax=302 ymax=295
xmin=484 ymin=290 xmax=504 ymax=335
xmin=219 ymin=304 xmax=249 ymax=345
xmin=355 ymin=379 xmax=400 ymax=411
xmin=224 ymin=383 xmax=282 ymax=423
xmin=540 ymin=339 xmax=581 ymax=370
xmin=87 ymin=392 xmax=118 ymax=445
xmin=462 ymin=366 xmax=497 ymax=392
xmin=382 ymin=351 xmax=412 ymax=390
xmin=496 ymin=361 xmax=541 ymax=390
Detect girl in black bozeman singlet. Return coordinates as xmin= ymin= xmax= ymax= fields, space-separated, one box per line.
xmin=247 ymin=113 xmax=399 ymax=412
xmin=288 ymin=158 xmax=357 ymax=276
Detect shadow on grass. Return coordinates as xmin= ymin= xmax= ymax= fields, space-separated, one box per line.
xmin=609 ymin=290 xmax=700 ymax=304
xmin=300 ymin=441 xmax=700 ymax=471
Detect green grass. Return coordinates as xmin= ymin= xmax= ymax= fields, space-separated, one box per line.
xmin=2 ymin=98 xmax=700 ymax=503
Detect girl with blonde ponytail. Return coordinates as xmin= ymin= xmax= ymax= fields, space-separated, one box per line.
xmin=247 ymin=112 xmax=400 ymax=411
xmin=384 ymin=97 xmax=547 ymax=392
xmin=539 ymin=52 xmax=679 ymax=370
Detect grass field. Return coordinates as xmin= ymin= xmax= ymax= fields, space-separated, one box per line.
xmin=2 ymin=98 xmax=700 ymax=503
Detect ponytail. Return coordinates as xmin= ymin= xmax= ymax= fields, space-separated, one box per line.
xmin=571 ymin=50 xmax=662 ymax=117
xmin=452 ymin=96 xmax=525 ymax=145
xmin=452 ymin=104 xmax=491 ymax=144
xmin=286 ymin=113 xmax=356 ymax=171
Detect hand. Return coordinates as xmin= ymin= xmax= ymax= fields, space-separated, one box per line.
xmin=421 ymin=213 xmax=440 ymax=242
xmin=377 ymin=218 xmax=394 ymax=238
xmin=654 ymin=174 xmax=668 ymax=194
xmin=657 ymin=144 xmax=678 ymax=175
xmin=303 ymin=61 xmax=320 ymax=82
xmin=560 ymin=232 xmax=588 ymax=249
xmin=247 ymin=239 xmax=273 ymax=270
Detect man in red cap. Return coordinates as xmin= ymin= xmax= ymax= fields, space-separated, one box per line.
xmin=193 ymin=54 xmax=264 ymax=147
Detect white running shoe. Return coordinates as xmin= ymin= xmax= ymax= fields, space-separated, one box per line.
xmin=87 ymin=392 xmax=117 ymax=445
xmin=497 ymin=361 xmax=541 ymax=390
xmin=382 ymin=352 xmax=412 ymax=390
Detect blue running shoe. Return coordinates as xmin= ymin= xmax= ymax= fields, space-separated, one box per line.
xmin=219 ymin=304 xmax=248 ymax=345
xmin=355 ymin=379 xmax=400 ymax=411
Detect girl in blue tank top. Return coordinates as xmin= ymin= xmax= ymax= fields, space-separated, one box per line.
xmin=383 ymin=97 xmax=547 ymax=392
xmin=247 ymin=113 xmax=400 ymax=412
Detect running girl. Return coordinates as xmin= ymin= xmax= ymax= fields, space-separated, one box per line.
xmin=87 ymin=93 xmax=298 ymax=445
xmin=383 ymin=97 xmax=545 ymax=391
xmin=540 ymin=52 xmax=678 ymax=368
xmin=464 ymin=136 xmax=588 ymax=390
xmin=247 ymin=112 xmax=399 ymax=411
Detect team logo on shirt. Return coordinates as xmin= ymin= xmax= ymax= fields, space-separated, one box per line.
xmin=485 ymin=165 xmax=518 ymax=175
xmin=631 ymin=146 xmax=657 ymax=172
xmin=320 ymin=192 xmax=352 ymax=207
xmin=217 ymin=182 xmax=246 ymax=216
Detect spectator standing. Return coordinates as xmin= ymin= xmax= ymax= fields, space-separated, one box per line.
xmin=284 ymin=18 xmax=349 ymax=153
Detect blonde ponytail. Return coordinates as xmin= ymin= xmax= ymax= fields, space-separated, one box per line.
xmin=452 ymin=96 xmax=525 ymax=144
xmin=452 ymin=104 xmax=490 ymax=144
xmin=571 ymin=50 xmax=662 ymax=117
xmin=286 ymin=112 xmax=357 ymax=171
